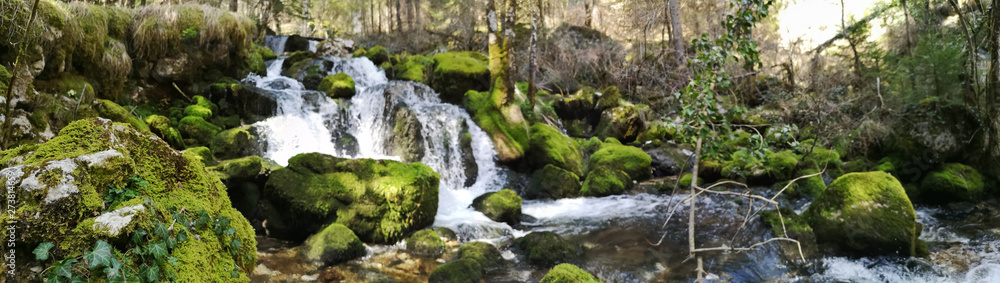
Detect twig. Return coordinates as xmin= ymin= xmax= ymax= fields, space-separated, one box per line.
xmin=172 ymin=82 xmax=193 ymax=103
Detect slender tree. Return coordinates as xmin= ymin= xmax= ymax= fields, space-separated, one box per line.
xmin=668 ymin=0 xmax=684 ymax=64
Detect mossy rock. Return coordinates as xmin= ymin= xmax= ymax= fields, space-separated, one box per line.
xmin=541 ymin=264 xmax=602 ymax=283
xmin=177 ymin=116 xmax=222 ymax=147
xmin=352 ymin=48 xmax=367 ymax=58
xmin=765 ymin=150 xmax=799 ymax=182
xmin=918 ymin=163 xmax=984 ymax=203
xmin=95 ymin=100 xmax=150 ymax=133
xmin=263 ymin=152 xmax=439 ymax=243
xmin=183 ymin=146 xmax=214 ymax=166
xmin=285 ymin=35 xmax=312 ymax=53
xmin=432 ymin=226 xmax=458 ymax=242
xmin=760 ymin=208 xmax=818 ymax=259
xmin=208 ymin=155 xmax=266 ymax=181
xmin=471 ymin=189 xmax=523 ymax=225
xmin=804 ymin=172 xmax=924 ymax=257
xmin=553 ymin=88 xmax=595 ymax=120
xmin=318 ymin=73 xmax=356 ymax=99
xmin=183 ymin=105 xmax=213 ymax=119
xmin=144 ymin=115 xmax=186 ymax=149
xmin=515 ymin=231 xmax=579 ymax=267
xmin=394 ymin=55 xmax=434 ymax=83
xmin=281 ymin=50 xmax=316 ymax=78
xmin=406 ymin=229 xmax=446 ymax=256
xmin=527 ymin=123 xmax=584 ymax=176
xmin=365 ymin=45 xmax=391 ymax=65
xmin=302 ymin=223 xmax=366 ymax=265
xmin=678 ymin=173 xmax=704 ymax=188
xmin=0 ymin=118 xmax=256 ymax=282
xmin=593 ymin=86 xmax=621 ymax=111
xmin=192 ymin=95 xmax=219 ymax=113
xmin=588 ymin=142 xmax=652 ymax=181
xmin=430 ymin=51 xmax=490 ymax=104
xmin=787 ymin=168 xmax=826 ymax=198
xmin=428 ymin=259 xmax=482 ymax=283
xmin=210 ymin=126 xmax=257 ymax=160
xmin=594 ymin=104 xmax=648 ymax=143
xmin=526 ymin=165 xmax=581 ymax=200
xmin=581 ymin=169 xmax=631 ymax=197
xmin=456 ymin=241 xmax=504 ymax=272
xmin=466 ymin=89 xmax=529 ymax=163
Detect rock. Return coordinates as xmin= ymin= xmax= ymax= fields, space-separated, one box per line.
xmin=428 ymin=259 xmax=482 ymax=283
xmin=678 ymin=173 xmax=702 ymax=188
xmin=315 ymin=38 xmax=354 ymax=58
xmin=645 ymin=146 xmax=690 ymax=177
xmin=588 ymin=140 xmax=652 ymax=181
xmin=302 ymin=223 xmax=366 ymax=265
xmin=184 ymin=105 xmax=213 ymax=119
xmin=183 ymin=146 xmax=214 ymax=165
xmin=430 ymin=51 xmax=490 ymax=104
xmin=541 ymin=264 xmax=601 ymax=283
xmin=388 ymin=107 xmax=425 ymax=162
xmin=144 ymin=115 xmax=186 ymax=149
xmin=209 ymin=156 xmax=267 ymax=181
xmin=580 ymin=169 xmax=631 ymax=197
xmin=471 ymin=189 xmax=523 ymax=225
xmin=319 ymin=73 xmax=356 ymax=99
xmin=553 ymin=88 xmax=595 ymax=120
xmin=280 ymin=51 xmax=316 ymax=79
xmin=787 ymin=168 xmax=826 ymax=198
xmin=527 ymin=123 xmax=584 ymax=176
xmin=764 ymin=150 xmax=799 ymax=182
xmin=515 ymin=232 xmax=579 ymax=267
xmin=761 ymin=208 xmax=818 ymax=260
xmin=466 ymin=89 xmax=529 ymax=164
xmin=262 ymin=152 xmax=439 ymax=242
xmin=229 ymin=85 xmax=278 ymax=123
xmin=406 ymin=229 xmax=446 ymax=256
xmin=152 ymin=53 xmax=189 ymax=83
xmin=456 ymin=241 xmax=504 ymax=272
xmin=526 ymin=165 xmax=581 ymax=200
xmin=594 ymin=104 xmax=648 ymax=143
xmin=365 ymin=45 xmax=391 ymax=65
xmin=460 ymin=130 xmax=478 ymax=187
xmin=804 ymin=172 xmax=925 ymax=257
xmin=95 ymin=99 xmax=149 ymax=133
xmin=0 ymin=118 xmax=256 ymax=281
xmin=284 ymin=35 xmax=312 ymax=53
xmin=177 ymin=116 xmax=222 ymax=147
xmin=593 ymin=85 xmax=621 ymax=112
xmin=211 ymin=126 xmax=258 ymax=160
xmin=919 ymin=163 xmax=984 ymax=203
xmin=394 ymin=55 xmax=434 ymax=84
xmin=432 ymin=227 xmax=458 ymax=242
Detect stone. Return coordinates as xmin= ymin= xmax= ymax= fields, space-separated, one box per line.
xmin=302 ymin=223 xmax=366 ymax=265
xmin=514 ymin=232 xmax=579 ymax=267
xmin=541 ymin=264 xmax=601 ymax=283
xmin=471 ymin=189 xmax=522 ymax=225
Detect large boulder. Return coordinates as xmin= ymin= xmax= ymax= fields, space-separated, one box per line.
xmin=593 ymin=86 xmax=621 ymax=112
xmin=455 ymin=241 xmax=505 ymax=272
xmin=471 ymin=189 xmax=523 ymax=225
xmin=430 ymin=51 xmax=490 ymax=104
xmin=588 ymin=139 xmax=652 ymax=181
xmin=918 ymin=163 xmax=984 ymax=203
xmin=553 ymin=88 xmax=595 ymax=120
xmin=804 ymin=172 xmax=926 ymax=257
xmin=318 ymin=73 xmax=356 ymax=99
xmin=594 ymin=104 xmax=648 ymax=143
xmin=580 ymin=169 xmax=631 ymax=197
xmin=210 ymin=126 xmax=258 ymax=160
xmin=527 ymin=123 xmax=584 ymax=176
xmin=645 ymin=146 xmax=691 ymax=177
xmin=515 ymin=231 xmax=579 ymax=267
xmin=526 ymin=164 xmax=581 ymax=200
xmin=0 ymin=118 xmax=256 ymax=282
xmin=542 ymin=264 xmax=602 ymax=283
xmin=405 ymin=229 xmax=446 ymax=256
xmin=262 ymin=152 xmax=439 ymax=243
xmin=315 ymin=37 xmax=354 ymax=58
xmin=428 ymin=259 xmax=482 ymax=283
xmin=302 ymin=223 xmax=366 ymax=265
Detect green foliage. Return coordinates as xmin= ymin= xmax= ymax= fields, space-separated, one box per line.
xmin=318 ymin=73 xmax=356 ymax=99
xmin=104 ymin=175 xmax=146 ymax=209
xmin=181 ymin=27 xmax=197 ymax=40
xmin=541 ymin=264 xmax=601 ymax=283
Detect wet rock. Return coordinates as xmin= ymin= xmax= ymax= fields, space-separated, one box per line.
xmin=429 ymin=51 xmax=490 ymax=104
xmin=594 ymin=104 xmax=648 ymax=143
xmin=284 ymin=35 xmax=312 ymax=53
xmin=211 ymin=126 xmax=258 ymax=160
xmin=406 ymin=229 xmax=447 ymax=256
xmin=526 ymin=164 xmax=581 ymax=200
xmin=460 ymin=129 xmax=479 ymax=187
xmin=804 ymin=171 xmax=926 ymax=257
xmin=302 ymin=223 xmax=366 ymax=265
xmin=527 ymin=123 xmax=584 ymax=177
xmin=553 ymin=88 xmax=595 ymax=120
xmin=432 ymin=227 xmax=458 ymax=242
xmin=471 ymin=189 xmax=523 ymax=225
xmin=315 ymin=38 xmax=354 ymax=58
xmin=515 ymin=231 xmax=579 ymax=267
xmin=262 ymin=152 xmax=439 ymax=243
xmin=388 ymin=107 xmax=425 ymax=163
xmin=541 ymin=263 xmax=601 ymax=283
xmin=645 ymin=146 xmax=691 ymax=177
xmin=319 ymin=73 xmax=356 ymax=99
xmin=918 ymin=163 xmax=984 ymax=203
xmin=760 ymin=208 xmax=818 ymax=260
xmin=588 ymin=138 xmax=652 ymax=181
xmin=428 ymin=259 xmax=482 ymax=283
xmin=455 ymin=241 xmax=505 ymax=272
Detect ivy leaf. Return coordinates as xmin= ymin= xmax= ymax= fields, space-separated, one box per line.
xmin=154 ymin=222 xmax=169 ymax=239
xmin=69 ymin=276 xmax=86 ymax=283
xmin=131 ymin=229 xmax=147 ymax=246
xmin=230 ymin=239 xmax=242 ymax=251
xmin=167 ymin=256 xmax=179 ymax=267
xmin=149 ymin=242 xmax=168 ymax=260
xmin=172 ymin=211 xmax=190 ymax=229
xmin=195 ymin=210 xmax=211 ymax=229
xmin=141 ymin=264 xmax=160 ymax=282
xmin=55 ymin=258 xmax=77 ymax=278
xmin=84 ymin=240 xmax=113 ymax=269
xmin=177 ymin=229 xmax=188 ymax=243
xmin=224 ymin=227 xmax=236 ymax=236
xmin=33 ymin=242 xmax=54 ymax=261
xmin=104 ymin=257 xmax=122 ymax=279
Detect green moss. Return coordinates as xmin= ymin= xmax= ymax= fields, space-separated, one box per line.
xmin=183 ymin=146 xmax=214 ymax=166
xmin=210 ymin=126 xmax=256 ymax=160
xmin=281 ymin=51 xmax=316 ymax=78
xmin=95 ymin=100 xmax=150 ymax=133
xmin=789 ymin=168 xmax=826 ymax=198
xmin=580 ymin=169 xmax=630 ymax=197
xmin=352 ymin=48 xmax=367 ymax=58
xmin=264 ymin=153 xmax=439 ymax=243
xmin=526 ymin=165 xmax=581 ymax=200
xmin=318 ymin=73 xmax=356 ymax=99
xmin=183 ymin=105 xmax=213 ymax=119
xmin=804 ymin=172 xmax=922 ymax=256
xmin=145 ymin=115 xmax=186 ymax=149
xmin=594 ymin=104 xmax=648 ymax=143
xmin=257 ymin=43 xmax=277 ymax=60
xmin=919 ymin=163 xmax=984 ymax=203
xmin=515 ymin=231 xmax=579 ymax=267
xmin=761 ymin=208 xmax=813 ymax=238
xmin=527 ymin=123 xmax=583 ymax=176
xmin=303 ymin=223 xmax=365 ymax=265
xmin=553 ymin=88 xmax=595 ymax=120
xmin=208 ymin=156 xmax=265 ymax=181
xmin=471 ymin=189 xmax=522 ymax=225
xmin=541 ymin=264 xmax=601 ymax=283
xmin=800 ymin=146 xmax=842 ymax=173
xmin=594 ymin=85 xmax=621 ymax=111
xmin=678 ymin=173 xmax=703 ymax=188
xmin=431 ymin=51 xmax=490 ymax=103
xmin=406 ymin=229 xmax=446 ymax=256
xmin=366 ymin=45 xmax=390 ymax=65
xmin=765 ymin=150 xmax=799 ymax=181
xmin=178 ymin=116 xmax=222 ymax=147
xmin=466 ymin=89 xmax=529 ymax=162
xmin=428 ymin=259 xmax=483 ymax=283
xmin=588 ymin=142 xmax=652 ymax=181
xmin=456 ymin=241 xmax=504 ymax=272
xmin=395 ymin=55 xmax=434 ymax=83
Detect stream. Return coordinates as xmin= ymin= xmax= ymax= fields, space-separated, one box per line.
xmin=243 ymin=36 xmax=1000 ymax=282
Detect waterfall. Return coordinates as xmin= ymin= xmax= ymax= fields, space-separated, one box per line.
xmin=264 ymin=35 xmax=289 ymax=55
xmin=244 ymin=50 xmax=511 ymax=241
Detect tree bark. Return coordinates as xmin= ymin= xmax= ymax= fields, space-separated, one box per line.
xmin=585 ymin=0 xmax=593 ymax=28
xmin=395 ymin=0 xmax=402 ymax=32
xmin=529 ymin=3 xmax=538 ymax=109
xmin=229 ymin=0 xmax=237 ymax=12
xmin=841 ymin=0 xmax=862 ymax=76
xmin=668 ymin=0 xmax=684 ymax=65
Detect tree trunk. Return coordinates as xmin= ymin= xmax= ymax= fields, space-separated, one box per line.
xmin=987 ymin=0 xmax=1000 ymax=158
xmin=229 ymin=0 xmax=237 ymax=12
xmin=503 ymin=0 xmax=517 ymax=104
xmin=529 ymin=3 xmax=538 ymax=109
xmin=585 ymin=0 xmax=593 ymax=28
xmin=2 ymin=0 xmax=42 ymax=150
xmin=668 ymin=0 xmax=684 ymax=65
xmin=301 ymin=0 xmax=310 ymax=36
xmin=537 ymin=0 xmax=545 ymax=29
xmin=395 ymin=0 xmax=402 ymax=32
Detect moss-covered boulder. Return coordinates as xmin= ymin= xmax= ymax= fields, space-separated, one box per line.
xmin=182 ymin=146 xmax=214 ymax=166
xmin=0 ymin=118 xmax=256 ymax=282
xmin=177 ymin=116 xmax=222 ymax=147
xmin=580 ymin=169 xmax=631 ymax=197
xmin=318 ymin=73 xmax=356 ymax=99
xmin=302 ymin=223 xmax=366 ymax=265
xmin=395 ymin=54 xmax=434 ymax=84
xmin=406 ymin=229 xmax=446 ymax=256
xmin=593 ymin=86 xmax=621 ymax=112
xmin=95 ymin=100 xmax=149 ymax=133
xmin=471 ymin=189 xmax=523 ymax=225
xmin=428 ymin=259 xmax=482 ymax=283
xmin=588 ymin=141 xmax=652 ymax=181
xmin=365 ymin=45 xmax=391 ymax=65
xmin=262 ymin=152 xmax=439 ymax=243
xmin=456 ymin=241 xmax=505 ymax=272
xmin=430 ymin=51 xmax=490 ymax=104
xmin=527 ymin=123 xmax=584 ymax=176
xmin=553 ymin=88 xmax=595 ymax=120
xmin=594 ymin=104 xmax=648 ymax=143
xmin=787 ymin=168 xmax=826 ymax=198
xmin=678 ymin=173 xmax=703 ymax=188
xmin=918 ymin=163 xmax=984 ymax=203
xmin=208 ymin=155 xmax=266 ymax=181
xmin=526 ymin=165 xmax=581 ymax=200
xmin=183 ymin=104 xmax=213 ymax=119
xmin=804 ymin=172 xmax=924 ymax=256
xmin=145 ymin=114 xmax=186 ymax=149
xmin=515 ymin=231 xmax=579 ymax=267
xmin=281 ymin=50 xmax=317 ymax=78
xmin=761 ymin=208 xmax=818 ymax=259
xmin=466 ymin=89 xmax=529 ymax=163
xmin=541 ymin=264 xmax=602 ymax=283
xmin=210 ymin=126 xmax=257 ymax=160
